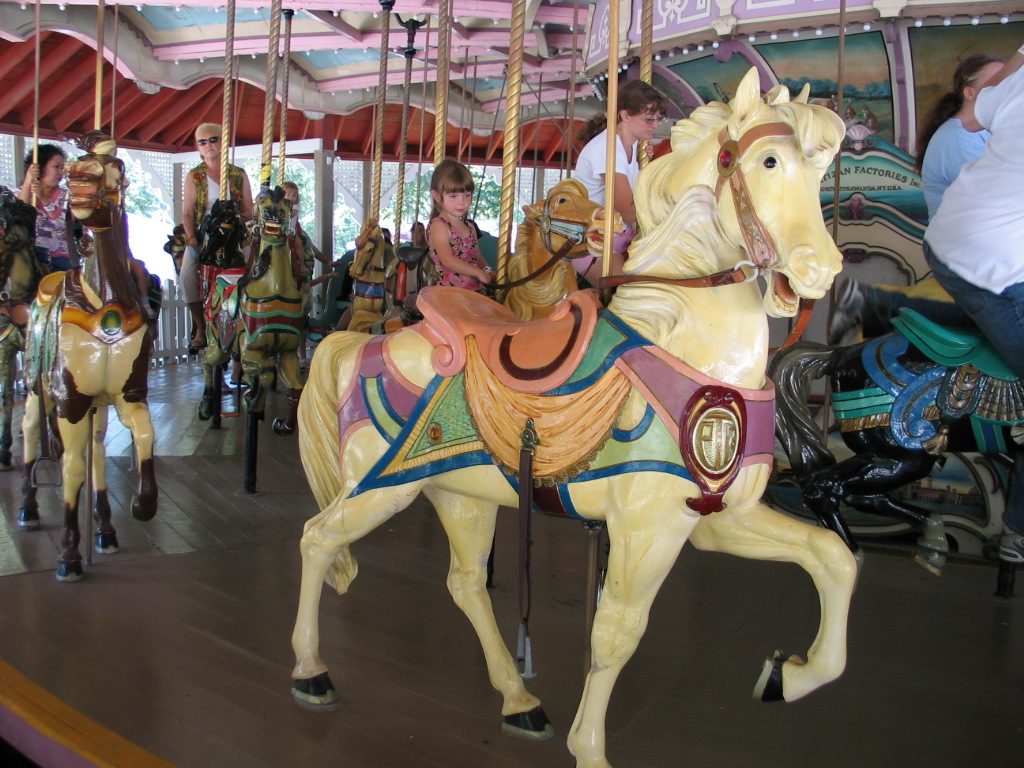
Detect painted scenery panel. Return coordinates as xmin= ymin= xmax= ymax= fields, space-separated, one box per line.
xmin=910 ymin=21 xmax=1024 ymax=147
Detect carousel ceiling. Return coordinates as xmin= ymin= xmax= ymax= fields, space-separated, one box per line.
xmin=0 ymin=1 xmax=1019 ymax=165
xmin=0 ymin=0 xmax=599 ymax=166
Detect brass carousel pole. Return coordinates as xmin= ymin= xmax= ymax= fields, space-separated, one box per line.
xmin=219 ymin=0 xmax=236 ymax=200
xmin=496 ymin=0 xmax=527 ymax=285
xmin=31 ymin=0 xmax=41 ymax=205
xmin=259 ymin=0 xmax=283 ymax=190
xmin=414 ymin=19 xmax=430 ymax=224
xmin=638 ymin=0 xmax=654 ymax=169
xmin=433 ymin=0 xmax=452 ymax=164
xmin=371 ymin=1 xmax=395 ymax=221
xmin=277 ymin=8 xmax=294 ymax=187
xmin=600 ymin=0 xmax=621 ymax=285
xmin=94 ymin=0 xmax=104 ymax=130
xmin=566 ymin=0 xmax=580 ymax=176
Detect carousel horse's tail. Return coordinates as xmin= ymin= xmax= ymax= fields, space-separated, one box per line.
xmin=768 ymin=341 xmax=841 ymax=475
xmin=297 ymin=331 xmax=369 ymax=514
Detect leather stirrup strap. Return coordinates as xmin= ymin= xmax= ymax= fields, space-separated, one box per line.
xmin=516 ymin=419 xmax=539 ymax=677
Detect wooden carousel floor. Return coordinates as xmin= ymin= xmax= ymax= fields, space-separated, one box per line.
xmin=1 ymin=362 xmax=1023 ymax=768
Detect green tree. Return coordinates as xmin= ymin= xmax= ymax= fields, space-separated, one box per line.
xmin=123 ymin=155 xmax=169 ymax=221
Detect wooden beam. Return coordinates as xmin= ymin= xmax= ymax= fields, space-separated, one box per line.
xmin=0 ymin=36 xmax=82 ymax=120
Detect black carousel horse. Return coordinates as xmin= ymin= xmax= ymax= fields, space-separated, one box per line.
xmin=770 ymin=308 xmax=1022 ymax=576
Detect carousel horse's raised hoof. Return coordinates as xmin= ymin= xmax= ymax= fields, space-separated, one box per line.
xmin=501 ymin=706 xmax=555 ymax=741
xmin=55 ymin=561 xmax=84 ymax=583
xmin=754 ymin=651 xmax=788 ymax=703
xmin=913 ymin=515 xmax=949 ymax=577
xmin=94 ymin=531 xmax=120 ymax=554
xmin=17 ymin=508 xmax=40 ymax=531
xmin=292 ymin=672 xmax=340 ymax=709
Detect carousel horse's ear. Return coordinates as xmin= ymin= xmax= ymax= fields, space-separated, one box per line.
xmin=764 ymin=83 xmax=792 ymax=106
xmin=792 ymin=83 xmax=811 ymax=104
xmin=726 ymin=67 xmax=766 ymax=138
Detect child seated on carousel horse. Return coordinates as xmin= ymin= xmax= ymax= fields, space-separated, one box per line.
xmin=426 ymin=159 xmax=493 ymax=294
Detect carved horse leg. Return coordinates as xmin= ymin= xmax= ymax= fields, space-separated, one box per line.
xmin=567 ymin=482 xmax=699 ymax=768
xmin=0 ymin=339 xmax=19 ymax=470
xmin=114 ymin=398 xmax=157 ymax=521
xmin=272 ymin=350 xmax=302 ymax=436
xmin=291 ymin=473 xmax=426 ymax=705
xmin=88 ymin=407 xmax=119 ymax=554
xmin=424 ymin=487 xmax=552 ymax=738
xmin=18 ymin=391 xmax=45 ymax=531
xmin=802 ymin=450 xmax=946 ymax=575
xmin=55 ymin=414 xmax=91 ymax=582
xmin=690 ymin=496 xmax=857 ymax=705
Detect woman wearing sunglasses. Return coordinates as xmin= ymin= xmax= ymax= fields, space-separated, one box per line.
xmin=181 ymin=123 xmax=254 ymax=350
xmin=572 ymin=79 xmax=667 ymax=286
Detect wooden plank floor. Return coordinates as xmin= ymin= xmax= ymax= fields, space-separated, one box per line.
xmin=1 ymin=362 xmax=1023 ymax=767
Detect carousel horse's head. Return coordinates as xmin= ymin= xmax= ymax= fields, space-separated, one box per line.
xmin=521 ymin=178 xmax=618 ymax=262
xmin=198 ymin=198 xmax=246 ymax=268
xmin=632 ymin=67 xmax=845 ymax=318
xmin=351 ymin=217 xmax=392 ymax=283
xmin=254 ymin=186 xmax=292 ymax=248
xmin=65 ymin=130 xmax=126 ymax=230
xmin=0 ymin=186 xmax=36 ymax=246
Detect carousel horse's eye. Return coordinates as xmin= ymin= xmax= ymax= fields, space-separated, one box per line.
xmin=763 ymin=156 xmax=778 ymax=169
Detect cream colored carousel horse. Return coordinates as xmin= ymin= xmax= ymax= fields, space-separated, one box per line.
xmin=291 ymin=69 xmax=855 ymax=767
xmin=346 ymin=218 xmax=393 ymax=332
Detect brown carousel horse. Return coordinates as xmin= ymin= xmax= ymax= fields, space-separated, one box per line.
xmin=503 ymin=178 xmax=609 ymax=321
xmin=0 ymin=187 xmax=45 ymax=471
xmin=345 ymin=217 xmax=393 ymax=333
xmin=20 ymin=132 xmax=157 ymax=581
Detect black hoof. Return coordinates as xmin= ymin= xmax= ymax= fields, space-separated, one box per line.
xmin=197 ymin=405 xmax=211 ymax=422
xmin=131 ymin=496 xmax=157 ymax=522
xmin=18 ymin=508 xmax=40 ymax=531
xmin=501 ymin=706 xmax=555 ymax=741
xmin=755 ymin=651 xmax=786 ymax=703
xmin=56 ymin=561 xmax=84 ymax=582
xmin=95 ymin=531 xmax=120 ymax=554
xmin=272 ymin=418 xmax=295 ymax=436
xmin=292 ymin=672 xmax=340 ymax=709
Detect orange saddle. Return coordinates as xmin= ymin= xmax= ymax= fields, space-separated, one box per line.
xmin=416 ymin=286 xmax=602 ymax=394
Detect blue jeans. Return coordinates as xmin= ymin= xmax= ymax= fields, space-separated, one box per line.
xmin=862 ymin=285 xmax=970 ymax=338
xmin=924 ymin=240 xmax=1024 ymax=533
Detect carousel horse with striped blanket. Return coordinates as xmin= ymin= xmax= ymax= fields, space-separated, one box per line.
xmin=345 ymin=217 xmax=393 ymax=333
xmin=20 ymin=131 xmax=157 ymax=581
xmin=290 ymin=68 xmax=856 ymax=767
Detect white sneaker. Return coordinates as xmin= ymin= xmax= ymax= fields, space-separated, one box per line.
xmin=999 ymin=529 xmax=1024 ymax=563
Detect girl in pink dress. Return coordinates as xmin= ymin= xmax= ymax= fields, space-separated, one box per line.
xmin=426 ymin=160 xmax=493 ymax=293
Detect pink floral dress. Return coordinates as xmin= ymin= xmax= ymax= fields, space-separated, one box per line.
xmin=427 ymin=216 xmax=488 ymax=293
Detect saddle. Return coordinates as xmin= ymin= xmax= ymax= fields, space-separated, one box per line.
xmin=893 ymin=308 xmax=1019 ymax=382
xmin=416 ymin=286 xmax=601 ymax=394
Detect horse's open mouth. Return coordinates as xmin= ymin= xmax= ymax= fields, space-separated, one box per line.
xmin=768 ymin=271 xmax=799 ymax=316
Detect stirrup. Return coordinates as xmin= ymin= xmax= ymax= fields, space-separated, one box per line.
xmin=30 ymin=456 xmax=62 ymax=488
xmin=516 ymin=621 xmax=536 ymax=679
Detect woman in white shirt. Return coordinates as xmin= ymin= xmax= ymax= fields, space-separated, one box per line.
xmin=573 ymin=79 xmax=667 ymax=285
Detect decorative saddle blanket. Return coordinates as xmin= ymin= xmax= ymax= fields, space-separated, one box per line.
xmin=341 ymin=291 xmax=776 ymax=517
xmin=833 ymin=329 xmax=1024 ymax=454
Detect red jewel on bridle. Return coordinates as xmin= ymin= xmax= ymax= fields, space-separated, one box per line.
xmin=718 ymin=149 xmax=734 ymax=168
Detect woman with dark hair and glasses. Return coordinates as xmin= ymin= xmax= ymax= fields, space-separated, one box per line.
xmin=17 ymin=143 xmax=74 ymax=271
xmin=180 ymin=122 xmax=253 ymax=349
xmin=572 ymin=79 xmax=667 ymax=285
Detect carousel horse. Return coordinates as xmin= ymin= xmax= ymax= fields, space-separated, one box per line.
xmin=196 ymin=198 xmax=250 ymax=422
xmin=20 ymin=131 xmax=157 ymax=580
xmin=503 ymin=178 xmax=609 ymax=321
xmin=770 ymin=315 xmax=1023 ymax=576
xmin=345 ymin=218 xmax=393 ymax=333
xmin=290 ymin=69 xmax=857 ymax=767
xmin=236 ymin=186 xmax=304 ymax=435
xmin=0 ymin=187 xmax=44 ymax=470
